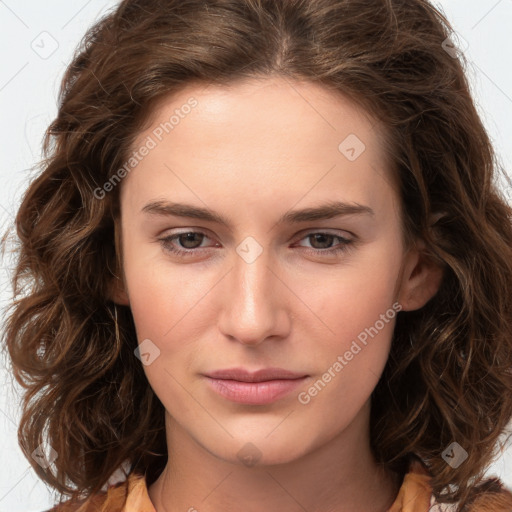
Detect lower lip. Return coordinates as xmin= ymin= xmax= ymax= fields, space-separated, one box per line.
xmin=205 ymin=376 xmax=308 ymax=405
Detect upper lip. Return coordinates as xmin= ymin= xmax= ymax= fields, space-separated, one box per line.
xmin=204 ymin=367 xmax=308 ymax=382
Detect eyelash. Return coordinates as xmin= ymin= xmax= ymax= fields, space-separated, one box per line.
xmin=158 ymin=231 xmax=355 ymax=258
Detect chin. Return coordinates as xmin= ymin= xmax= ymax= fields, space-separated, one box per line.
xmin=198 ymin=430 xmax=315 ymax=469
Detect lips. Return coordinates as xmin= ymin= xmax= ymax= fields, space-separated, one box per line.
xmin=204 ymin=367 xmax=308 ymax=382
xmin=203 ymin=367 xmax=309 ymax=405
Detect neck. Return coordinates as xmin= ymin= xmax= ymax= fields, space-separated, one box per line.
xmin=148 ymin=401 xmax=402 ymax=512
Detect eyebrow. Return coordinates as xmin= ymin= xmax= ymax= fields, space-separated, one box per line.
xmin=141 ymin=200 xmax=374 ymax=228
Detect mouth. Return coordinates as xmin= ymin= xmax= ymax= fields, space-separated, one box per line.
xmin=204 ymin=367 xmax=308 ymax=382
xmin=203 ymin=367 xmax=309 ymax=405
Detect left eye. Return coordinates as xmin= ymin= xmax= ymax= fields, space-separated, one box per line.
xmin=295 ymin=232 xmax=352 ymax=251
xmin=158 ymin=231 xmax=354 ymax=257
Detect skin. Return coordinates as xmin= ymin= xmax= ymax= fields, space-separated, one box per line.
xmin=110 ymin=76 xmax=443 ymax=512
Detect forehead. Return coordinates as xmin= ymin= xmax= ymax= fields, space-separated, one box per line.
xmin=140 ymin=76 xmax=385 ymax=150
xmin=122 ymin=76 xmax=397 ymax=212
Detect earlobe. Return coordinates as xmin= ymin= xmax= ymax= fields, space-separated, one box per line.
xmin=397 ymin=240 xmax=444 ymax=312
xmin=108 ymin=274 xmax=130 ymax=306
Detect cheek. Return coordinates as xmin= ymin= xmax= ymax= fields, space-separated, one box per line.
xmin=121 ymin=242 xmax=215 ymax=391
xmin=123 ymin=268 xmax=172 ymax=340
xmin=123 ymin=260 xmax=204 ymax=402
xmin=297 ymin=283 xmax=398 ymax=424
xmin=121 ymin=233 xmax=202 ymax=339
xmin=314 ymin=238 xmax=402 ymax=343
xmin=301 ymin=239 xmax=402 ymax=399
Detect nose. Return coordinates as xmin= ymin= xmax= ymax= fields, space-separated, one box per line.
xmin=217 ymin=245 xmax=291 ymax=346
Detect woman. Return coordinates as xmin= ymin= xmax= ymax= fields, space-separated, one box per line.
xmin=2 ymin=0 xmax=512 ymax=511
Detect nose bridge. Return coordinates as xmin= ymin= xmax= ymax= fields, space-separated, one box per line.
xmin=233 ymin=240 xmax=274 ymax=316
xmin=218 ymin=237 xmax=288 ymax=344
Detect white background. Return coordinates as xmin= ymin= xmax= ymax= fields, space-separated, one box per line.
xmin=0 ymin=1 xmax=511 ymax=511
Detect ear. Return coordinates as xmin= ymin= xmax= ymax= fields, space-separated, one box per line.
xmin=396 ymin=238 xmax=444 ymax=312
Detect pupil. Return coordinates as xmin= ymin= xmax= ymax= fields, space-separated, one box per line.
xmin=180 ymin=233 xmax=202 ymax=248
xmin=311 ymin=234 xmax=333 ymax=249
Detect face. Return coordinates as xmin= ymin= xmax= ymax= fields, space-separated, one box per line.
xmin=112 ymin=76 xmax=439 ymax=466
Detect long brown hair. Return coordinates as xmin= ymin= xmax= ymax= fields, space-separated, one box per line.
xmin=2 ymin=0 xmax=512 ymax=509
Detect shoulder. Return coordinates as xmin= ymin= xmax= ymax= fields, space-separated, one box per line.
xmin=462 ymin=477 xmax=512 ymax=512
xmin=43 ymin=492 xmax=108 ymax=512
xmin=396 ymin=455 xmax=512 ymax=512
xmin=428 ymin=475 xmax=512 ymax=512
xmin=42 ymin=472 xmax=153 ymax=512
